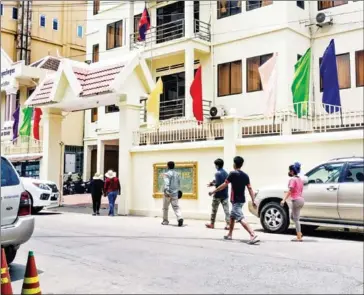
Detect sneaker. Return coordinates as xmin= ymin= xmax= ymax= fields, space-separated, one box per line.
xmin=205 ymin=223 xmax=214 ymax=229
xmin=161 ymin=220 xmax=169 ymax=226
xmin=178 ymin=219 xmax=184 ymax=227
xmin=224 ymin=235 xmax=232 ymax=240
xmin=96 ymin=212 xmax=100 ymax=216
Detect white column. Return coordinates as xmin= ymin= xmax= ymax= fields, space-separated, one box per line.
xmin=96 ymin=139 xmax=105 ymax=175
xmin=83 ymin=144 xmax=92 ymax=181
xmin=41 ymin=110 xmax=63 ymax=189
xmin=223 ymin=116 xmax=238 ymax=164
xmin=117 ymin=100 xmax=141 ymax=215
xmin=5 ymin=89 xmax=18 ymax=122
xmin=184 ymin=0 xmax=194 ymax=39
xmin=126 ymin=1 xmax=135 ymax=49
xmin=185 ymin=45 xmax=194 ymax=118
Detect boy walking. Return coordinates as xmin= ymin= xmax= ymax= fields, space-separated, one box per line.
xmin=209 ymin=156 xmax=259 ymax=244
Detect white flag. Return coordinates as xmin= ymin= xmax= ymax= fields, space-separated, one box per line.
xmin=258 ymin=53 xmax=278 ymax=116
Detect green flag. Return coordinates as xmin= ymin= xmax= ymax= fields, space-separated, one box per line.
xmin=291 ymin=48 xmax=311 ymax=118
xmin=19 ymin=107 xmax=34 ymax=137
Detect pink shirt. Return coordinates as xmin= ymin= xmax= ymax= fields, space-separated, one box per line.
xmin=288 ymin=177 xmax=304 ymax=200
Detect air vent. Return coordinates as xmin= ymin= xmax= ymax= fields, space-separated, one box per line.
xmin=156 ymin=60 xmax=200 ymax=73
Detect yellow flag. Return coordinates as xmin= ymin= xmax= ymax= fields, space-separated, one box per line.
xmin=147 ymin=78 xmax=163 ymax=124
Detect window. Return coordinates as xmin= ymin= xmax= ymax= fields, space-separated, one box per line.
xmin=246 ymin=0 xmax=273 ymax=12
xmin=343 ymin=162 xmax=364 ymax=183
xmin=1 ymin=4 xmax=3 ymax=16
xmin=133 ymin=13 xmax=142 ymax=42
xmin=40 ymin=15 xmax=46 ymax=27
xmin=296 ymin=1 xmax=304 ymax=9
xmin=53 ymin=18 xmax=59 ymax=30
xmin=12 ymin=7 xmax=18 ymax=19
xmin=217 ymin=0 xmax=242 ymax=19
xmin=246 ymin=53 xmax=273 ymax=92
xmin=77 ymin=25 xmax=83 ymax=38
xmin=93 ymin=0 xmax=100 ymax=15
xmin=91 ymin=108 xmax=98 ymax=122
xmin=306 ymin=163 xmax=344 ymax=184
xmin=1 ymin=157 xmax=20 ymax=187
xmin=355 ymin=50 xmax=364 ymax=87
xmin=319 ymin=53 xmax=351 ymax=90
xmin=105 ymin=105 xmax=119 ymax=113
xmin=106 ymin=20 xmax=123 ymax=50
xmin=318 ymin=0 xmax=348 ymax=10
xmin=156 ymin=2 xmax=184 ymax=43
xmin=218 ymin=60 xmax=242 ymax=96
xmin=92 ymin=44 xmax=99 ymax=63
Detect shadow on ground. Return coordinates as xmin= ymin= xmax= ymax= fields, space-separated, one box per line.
xmin=9 ymin=263 xmax=44 ymax=282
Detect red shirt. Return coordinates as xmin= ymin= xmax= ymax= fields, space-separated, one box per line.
xmin=104 ymin=177 xmax=121 ymax=193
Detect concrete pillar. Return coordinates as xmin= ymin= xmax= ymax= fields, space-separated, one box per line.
xmin=223 ymin=116 xmax=238 ymax=165
xmin=126 ymin=1 xmax=135 ymax=49
xmin=83 ymin=144 xmax=92 ymax=181
xmin=5 ymin=89 xmax=17 ymax=122
xmin=96 ymin=139 xmax=105 ymax=175
xmin=41 ymin=110 xmax=63 ymax=190
xmin=184 ymin=1 xmax=194 ymax=38
xmin=117 ymin=100 xmax=141 ymax=215
xmin=185 ymin=46 xmax=194 ymax=118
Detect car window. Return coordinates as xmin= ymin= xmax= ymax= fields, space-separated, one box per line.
xmin=306 ymin=163 xmax=344 ymax=184
xmin=343 ymin=162 xmax=364 ymax=183
xmin=1 ymin=157 xmax=20 ymax=187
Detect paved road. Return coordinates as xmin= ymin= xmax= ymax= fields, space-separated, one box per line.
xmin=9 ymin=212 xmax=364 ymax=294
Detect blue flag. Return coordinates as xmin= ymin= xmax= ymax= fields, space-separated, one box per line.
xmin=320 ymin=39 xmax=341 ymax=113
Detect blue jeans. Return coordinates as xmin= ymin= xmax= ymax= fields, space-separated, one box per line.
xmin=107 ymin=191 xmax=118 ymax=216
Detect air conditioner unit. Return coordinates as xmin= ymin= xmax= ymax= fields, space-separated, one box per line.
xmin=316 ymin=12 xmax=333 ymax=27
xmin=209 ymin=105 xmax=226 ymax=119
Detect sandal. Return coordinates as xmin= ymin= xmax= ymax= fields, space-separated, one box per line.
xmin=224 ymin=235 xmax=232 ymax=240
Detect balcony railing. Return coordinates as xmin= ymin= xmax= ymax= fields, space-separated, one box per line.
xmin=130 ymin=19 xmax=211 ymax=50
xmin=1 ymin=136 xmax=43 ymax=155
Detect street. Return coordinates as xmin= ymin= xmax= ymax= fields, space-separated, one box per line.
xmin=8 ymin=208 xmax=364 ymax=294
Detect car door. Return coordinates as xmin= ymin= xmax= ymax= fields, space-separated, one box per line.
xmin=300 ymin=162 xmax=344 ymax=220
xmin=337 ymin=161 xmax=364 ymax=223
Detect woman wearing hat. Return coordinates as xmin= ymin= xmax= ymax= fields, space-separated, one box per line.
xmin=90 ymin=173 xmax=104 ymax=216
xmin=104 ymin=170 xmax=121 ymax=216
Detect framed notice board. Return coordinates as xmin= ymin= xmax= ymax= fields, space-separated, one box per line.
xmin=153 ymin=162 xmax=198 ymax=199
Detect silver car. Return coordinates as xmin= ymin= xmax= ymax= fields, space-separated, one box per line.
xmin=1 ymin=156 xmax=35 ymax=264
xmin=249 ymin=157 xmax=364 ymax=233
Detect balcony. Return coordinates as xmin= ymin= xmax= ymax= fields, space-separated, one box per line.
xmin=1 ymin=137 xmax=43 ymax=156
xmin=130 ymin=19 xmax=211 ymax=50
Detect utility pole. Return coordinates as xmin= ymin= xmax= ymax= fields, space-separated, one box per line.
xmin=16 ymin=0 xmax=32 ymax=64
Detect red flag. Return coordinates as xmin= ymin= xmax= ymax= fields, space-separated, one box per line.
xmin=190 ymin=66 xmax=203 ymax=122
xmin=33 ymin=108 xmax=42 ymax=140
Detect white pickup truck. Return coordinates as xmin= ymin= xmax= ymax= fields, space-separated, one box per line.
xmin=1 ymin=156 xmax=35 ymax=264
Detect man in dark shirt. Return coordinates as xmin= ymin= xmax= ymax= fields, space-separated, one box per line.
xmin=209 ymin=156 xmax=259 ymax=244
xmin=206 ymin=158 xmax=230 ymax=230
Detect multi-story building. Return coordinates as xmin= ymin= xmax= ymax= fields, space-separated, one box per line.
xmin=1 ymin=0 xmax=87 ymax=179
xmin=24 ymin=1 xmax=363 ymax=219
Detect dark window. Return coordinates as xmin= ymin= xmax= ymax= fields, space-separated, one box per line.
xmin=355 ymin=50 xmax=364 ymax=87
xmin=15 ymin=90 xmax=20 ymax=109
xmin=91 ymin=108 xmax=98 ymax=122
xmin=133 ymin=13 xmax=142 ymax=42
xmin=156 ymin=1 xmax=184 ymax=44
xmin=319 ymin=53 xmax=351 ymax=91
xmin=296 ymin=1 xmax=304 ymax=9
xmin=246 ymin=0 xmax=273 ymax=12
xmin=40 ymin=15 xmax=46 ymax=27
xmin=1 ymin=4 xmax=4 ymax=16
xmin=53 ymin=18 xmax=59 ymax=30
xmin=105 ymin=105 xmax=119 ymax=113
xmin=92 ymin=44 xmax=99 ymax=63
xmin=1 ymin=157 xmax=20 ymax=187
xmin=93 ymin=0 xmax=100 ymax=15
xmin=318 ymin=1 xmax=348 ymax=10
xmin=217 ymin=0 xmax=242 ymax=19
xmin=246 ymin=53 xmax=273 ymax=92
xmin=106 ymin=20 xmax=123 ymax=50
xmin=218 ymin=60 xmax=242 ymax=96
xmin=306 ymin=163 xmax=344 ymax=184
xmin=12 ymin=7 xmax=18 ymax=19
xmin=344 ymin=162 xmax=364 ymax=183
xmin=297 ymin=54 xmax=302 ymax=61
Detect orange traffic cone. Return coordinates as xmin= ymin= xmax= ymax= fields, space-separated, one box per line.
xmin=21 ymin=251 xmax=41 ymax=295
xmin=1 ymin=248 xmax=13 ymax=295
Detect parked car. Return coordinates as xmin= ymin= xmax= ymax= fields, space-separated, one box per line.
xmin=1 ymin=156 xmax=35 ymax=264
xmin=21 ymin=177 xmax=60 ymax=214
xmin=249 ymin=157 xmax=364 ymax=233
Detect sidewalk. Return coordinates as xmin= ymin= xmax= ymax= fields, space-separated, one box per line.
xmin=61 ymin=193 xmax=119 ymax=206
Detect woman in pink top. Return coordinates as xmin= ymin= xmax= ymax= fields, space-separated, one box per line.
xmin=281 ymin=162 xmax=304 ymax=241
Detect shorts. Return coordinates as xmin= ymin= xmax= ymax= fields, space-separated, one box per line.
xmin=230 ymin=202 xmax=244 ymax=222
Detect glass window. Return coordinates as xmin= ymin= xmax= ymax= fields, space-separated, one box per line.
xmin=77 ymin=25 xmax=83 ymax=38
xmin=344 ymin=163 xmax=364 ymax=183
xmin=320 ymin=53 xmax=351 ymax=91
xmin=93 ymin=0 xmax=100 ymax=15
xmin=355 ymin=50 xmax=364 ymax=87
xmin=218 ymin=60 xmax=242 ymax=96
xmin=40 ymin=15 xmax=46 ymax=27
xmin=1 ymin=4 xmax=4 ymax=16
xmin=12 ymin=7 xmax=18 ymax=19
xmin=217 ymin=0 xmax=242 ymax=19
xmin=105 ymin=105 xmax=119 ymax=113
xmin=297 ymin=1 xmax=304 ymax=9
xmin=318 ymin=1 xmax=348 ymax=10
xmin=246 ymin=53 xmax=273 ymax=92
xmin=306 ymin=163 xmax=344 ymax=184
xmin=92 ymin=44 xmax=99 ymax=63
xmin=91 ymin=108 xmax=98 ymax=122
xmin=106 ymin=20 xmax=123 ymax=49
xmin=1 ymin=157 xmax=20 ymax=187
xmin=246 ymin=0 xmax=273 ymax=12
xmin=53 ymin=18 xmax=59 ymax=31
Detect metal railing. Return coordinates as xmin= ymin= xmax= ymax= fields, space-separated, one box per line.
xmin=1 ymin=136 xmax=43 ymax=155
xmin=133 ymin=117 xmax=224 ymax=146
xmin=130 ymin=19 xmax=211 ymax=50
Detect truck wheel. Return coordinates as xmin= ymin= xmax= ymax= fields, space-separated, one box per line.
xmin=260 ymin=201 xmax=289 ymax=234
xmin=4 ymin=247 xmax=17 ymax=264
